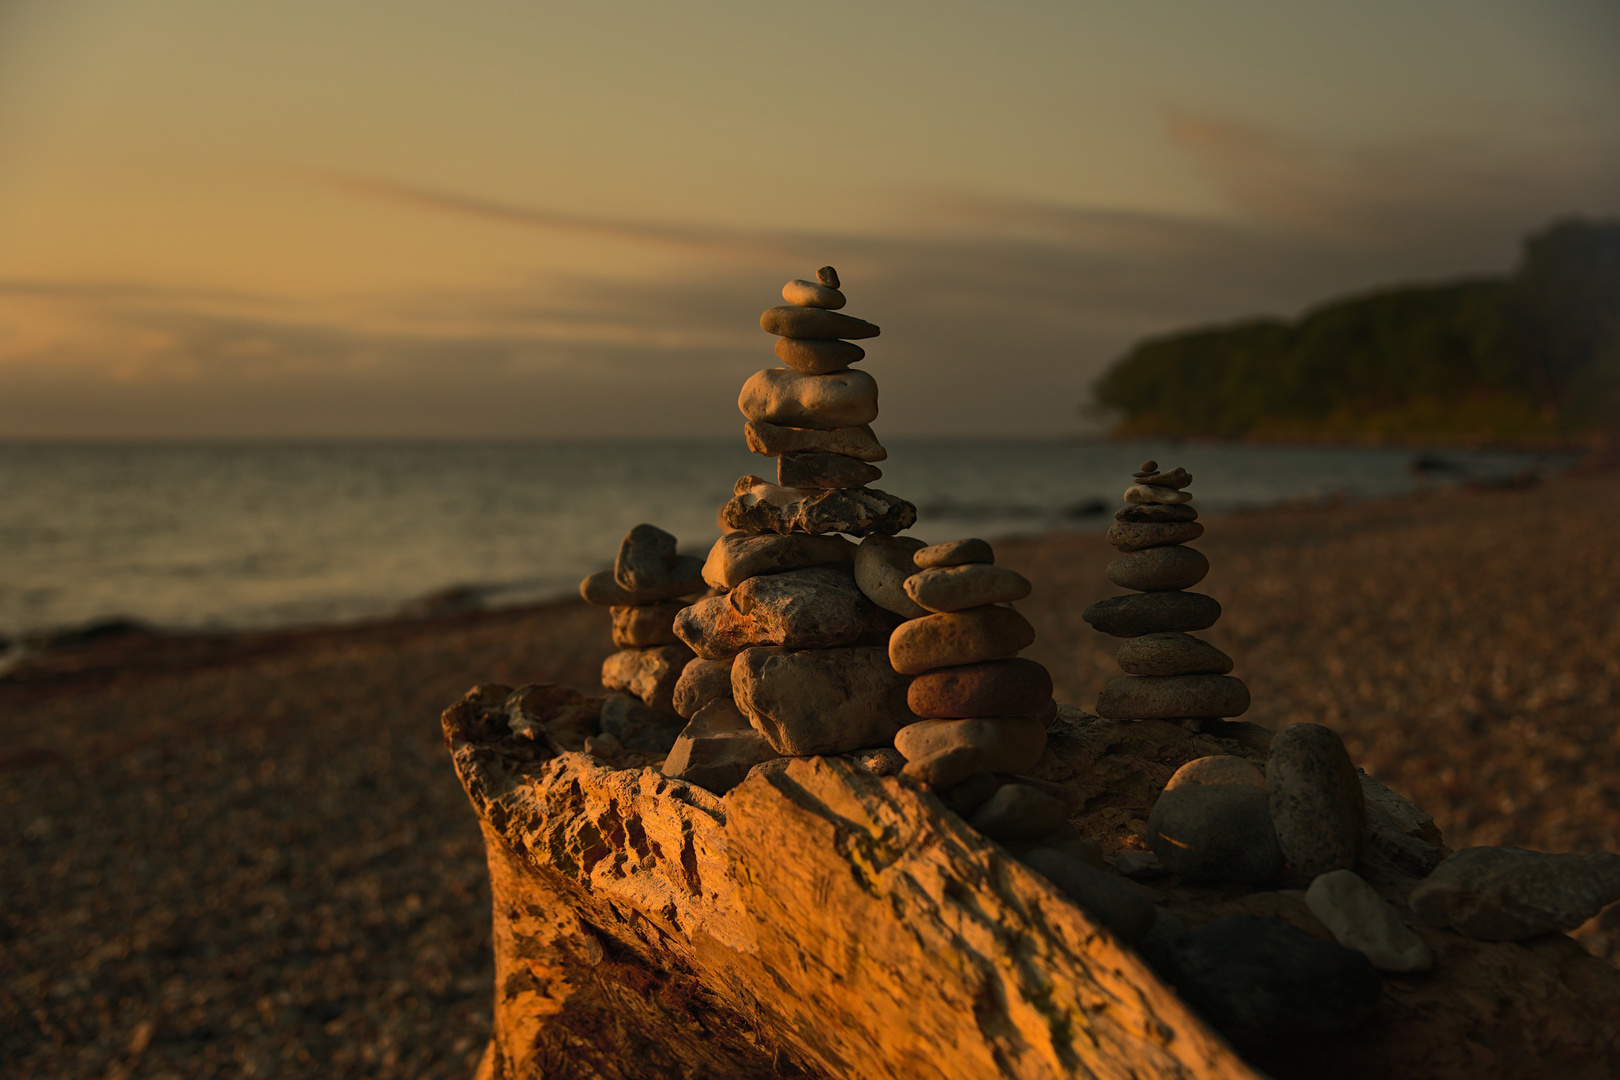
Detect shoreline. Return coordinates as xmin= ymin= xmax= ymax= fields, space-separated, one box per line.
xmin=4 ymin=469 xmax=1617 ymax=1077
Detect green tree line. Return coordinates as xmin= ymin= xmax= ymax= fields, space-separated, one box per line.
xmin=1090 ymin=218 xmax=1620 ymax=441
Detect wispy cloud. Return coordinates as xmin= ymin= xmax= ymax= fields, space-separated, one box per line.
xmin=6 ymin=117 xmax=1616 ymax=438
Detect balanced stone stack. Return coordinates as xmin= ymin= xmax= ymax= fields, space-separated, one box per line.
xmin=887 ymin=540 xmax=1059 ymax=824
xmin=1083 ymin=461 xmax=1249 ymax=731
xmin=665 ymin=269 xmax=920 ymax=792
xmin=578 ymin=523 xmax=704 ymax=753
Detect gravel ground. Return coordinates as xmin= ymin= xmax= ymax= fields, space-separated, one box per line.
xmin=3 ymin=471 xmax=1617 ymax=1078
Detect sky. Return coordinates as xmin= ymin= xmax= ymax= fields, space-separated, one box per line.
xmin=0 ymin=1 xmax=1616 ymax=438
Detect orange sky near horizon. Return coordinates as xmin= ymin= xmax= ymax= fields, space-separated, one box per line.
xmin=1 ymin=1 xmax=1617 ymax=438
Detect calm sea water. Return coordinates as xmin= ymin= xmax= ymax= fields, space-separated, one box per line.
xmin=0 ymin=439 xmax=1567 ymax=641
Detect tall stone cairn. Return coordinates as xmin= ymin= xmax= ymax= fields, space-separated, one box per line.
xmin=1083 ymin=460 xmax=1250 ymax=728
xmin=666 ymin=268 xmax=920 ymax=789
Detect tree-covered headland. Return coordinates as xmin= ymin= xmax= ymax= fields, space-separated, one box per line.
xmin=1090 ymin=218 xmax=1620 ymax=443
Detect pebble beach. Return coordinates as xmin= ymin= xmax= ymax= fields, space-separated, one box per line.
xmin=3 ymin=470 xmax=1617 ymax=1079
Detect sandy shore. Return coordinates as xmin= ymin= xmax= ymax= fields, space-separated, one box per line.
xmin=3 ymin=473 xmax=1617 ymax=1078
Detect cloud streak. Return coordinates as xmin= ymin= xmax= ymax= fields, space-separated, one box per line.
xmin=6 ymin=115 xmax=1617 ymax=438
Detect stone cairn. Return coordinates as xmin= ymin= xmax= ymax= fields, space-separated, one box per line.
xmin=578 ymin=524 xmax=706 ymax=756
xmin=1083 ymin=460 xmax=1249 ymax=732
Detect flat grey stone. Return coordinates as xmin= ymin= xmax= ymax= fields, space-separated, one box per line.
xmin=1148 ymin=755 xmax=1284 ymax=883
xmin=1132 ymin=467 xmax=1191 ymax=489
xmin=1083 ymin=591 xmax=1221 ymax=637
xmin=1115 ymin=632 xmax=1233 ymax=676
xmin=1115 ymin=503 xmax=1198 ymax=523
xmin=1096 ymin=674 xmax=1249 ymax=719
xmin=1021 ymin=848 xmax=1157 ymax=943
xmin=1106 ymin=520 xmax=1204 ymax=552
xmin=1124 ymin=483 xmax=1193 ymax=505
xmin=1105 ymin=546 xmax=1209 ymax=591
xmin=1306 ymin=869 xmax=1433 ymax=972
xmin=912 ymin=538 xmax=994 ymax=568
xmin=1408 ymin=846 xmax=1620 ymax=941
xmin=759 ymin=305 xmax=880 ymax=340
xmin=1267 ymin=723 xmax=1366 ymax=877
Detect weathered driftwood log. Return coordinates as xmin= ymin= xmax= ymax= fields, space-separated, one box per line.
xmin=443 ymin=694 xmax=1620 ymax=1080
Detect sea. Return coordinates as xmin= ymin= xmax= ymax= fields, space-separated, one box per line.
xmin=0 ymin=439 xmax=1571 ymax=644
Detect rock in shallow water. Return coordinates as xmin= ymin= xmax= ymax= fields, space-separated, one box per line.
xmin=1267 ymin=723 xmax=1366 ymax=877
xmin=1083 ymin=591 xmax=1221 ymax=637
xmin=1146 ymin=914 xmax=1381 ymax=1046
xmin=888 ymin=605 xmax=1036 ymax=674
xmin=1115 ymin=632 xmax=1233 ymax=676
xmin=1408 ymin=846 xmax=1620 ymax=941
xmin=1306 ymin=868 xmax=1433 ymax=972
xmin=732 ymin=645 xmax=916 ymax=756
xmin=1148 ymin=755 xmax=1284 ymax=883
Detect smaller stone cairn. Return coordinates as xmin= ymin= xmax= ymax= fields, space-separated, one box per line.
xmin=578 ymin=523 xmax=705 ymax=755
xmin=1084 ymin=461 xmax=1249 ymax=731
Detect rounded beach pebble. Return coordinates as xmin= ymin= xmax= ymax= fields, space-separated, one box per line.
xmin=1148 ymin=755 xmax=1284 ymax=883
xmin=1106 ymin=546 xmax=1209 ymax=592
xmin=906 ymin=657 xmax=1053 ymax=719
xmin=1115 ymin=633 xmax=1233 ymax=676
xmin=1082 ymin=591 xmax=1221 ymax=637
xmin=1266 ymin=723 xmax=1366 ymax=876
xmin=888 ymin=606 xmax=1036 ymax=674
